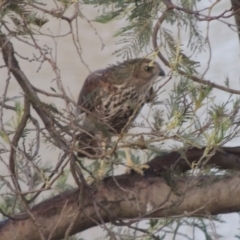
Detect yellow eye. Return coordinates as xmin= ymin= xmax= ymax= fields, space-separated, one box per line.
xmin=144 ymin=66 xmax=152 ymax=72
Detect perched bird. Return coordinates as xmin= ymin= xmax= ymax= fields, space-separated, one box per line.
xmin=76 ymin=58 xmax=165 ymax=179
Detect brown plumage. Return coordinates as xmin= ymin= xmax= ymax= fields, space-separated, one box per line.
xmin=77 ymin=58 xmax=165 ymax=157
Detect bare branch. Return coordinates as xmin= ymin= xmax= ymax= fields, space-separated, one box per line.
xmin=152 ymin=5 xmax=240 ymax=95
xmin=0 ymin=33 xmax=67 ymax=151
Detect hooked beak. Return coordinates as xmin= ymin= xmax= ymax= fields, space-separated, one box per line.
xmin=159 ymin=68 xmax=165 ymax=76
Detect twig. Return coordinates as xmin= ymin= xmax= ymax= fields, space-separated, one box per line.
xmin=153 ymin=3 xmax=240 ymax=95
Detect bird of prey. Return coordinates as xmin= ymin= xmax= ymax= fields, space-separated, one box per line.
xmin=76 ymin=58 xmax=165 ymax=180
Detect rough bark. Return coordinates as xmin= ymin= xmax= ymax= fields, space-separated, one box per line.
xmin=147 ymin=146 xmax=240 ymax=174
xmin=1 ymin=147 xmax=240 ymax=240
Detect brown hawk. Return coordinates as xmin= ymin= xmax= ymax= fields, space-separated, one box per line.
xmin=77 ymin=58 xmax=165 ymax=179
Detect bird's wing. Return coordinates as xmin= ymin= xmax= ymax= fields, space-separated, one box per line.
xmin=77 ymin=69 xmax=108 ymax=114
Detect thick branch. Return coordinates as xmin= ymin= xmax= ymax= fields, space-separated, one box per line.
xmin=0 ymin=173 xmax=240 ymax=240
xmin=147 ymin=146 xmax=240 ymax=174
xmin=1 ymin=147 xmax=240 ymax=239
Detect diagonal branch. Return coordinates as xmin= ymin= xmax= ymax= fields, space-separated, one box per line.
xmin=0 ymin=172 xmax=240 ymax=240
xmin=0 ymin=33 xmax=88 ymax=189
xmin=0 ymin=33 xmax=67 ymax=151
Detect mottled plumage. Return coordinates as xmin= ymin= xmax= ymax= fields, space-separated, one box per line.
xmin=77 ymin=58 xmax=165 ymax=157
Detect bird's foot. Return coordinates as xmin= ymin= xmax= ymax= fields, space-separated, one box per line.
xmin=124 ymin=148 xmax=149 ymax=175
xmin=86 ymin=175 xmax=102 ymax=185
xmin=86 ymin=178 xmax=98 ymax=193
xmin=86 ymin=173 xmax=104 ymax=193
xmin=125 ymin=163 xmax=149 ymax=175
xmin=86 ymin=159 xmax=107 ymax=193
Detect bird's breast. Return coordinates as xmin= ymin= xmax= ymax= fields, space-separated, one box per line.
xmin=87 ymin=79 xmax=154 ymax=133
xmin=96 ymin=83 xmax=153 ymax=128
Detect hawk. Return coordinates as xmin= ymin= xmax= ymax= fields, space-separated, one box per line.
xmin=77 ymin=58 xmax=165 ymax=179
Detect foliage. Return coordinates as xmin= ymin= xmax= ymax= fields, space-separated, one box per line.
xmin=0 ymin=0 xmax=239 ymax=239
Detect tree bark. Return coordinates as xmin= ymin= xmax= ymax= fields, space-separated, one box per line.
xmin=1 ymin=147 xmax=240 ymax=240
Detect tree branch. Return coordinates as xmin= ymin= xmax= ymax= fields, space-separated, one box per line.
xmin=147 ymin=146 xmax=240 ymax=174
xmin=0 ymin=32 xmax=88 ymax=189
xmin=0 ymin=173 xmax=240 ymax=240
xmin=231 ymin=0 xmax=240 ymax=42
xmin=1 ymin=147 xmax=240 ymax=239
xmin=153 ymin=3 xmax=240 ymax=95
xmin=0 ymin=33 xmax=67 ymax=151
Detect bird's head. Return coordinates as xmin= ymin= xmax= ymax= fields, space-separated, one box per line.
xmin=109 ymin=58 xmax=165 ymax=85
xmin=130 ymin=58 xmax=165 ymax=86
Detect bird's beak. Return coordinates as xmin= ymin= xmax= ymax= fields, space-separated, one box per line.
xmin=159 ymin=68 xmax=165 ymax=76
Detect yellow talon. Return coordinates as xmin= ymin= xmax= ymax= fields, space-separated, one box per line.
xmin=124 ymin=148 xmax=149 ymax=175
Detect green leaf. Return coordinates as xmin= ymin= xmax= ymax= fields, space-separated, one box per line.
xmin=31 ymin=16 xmax=49 ymax=27
xmin=50 ymin=87 xmax=57 ymax=93
xmin=0 ymin=130 xmax=10 ymax=143
xmin=94 ymin=11 xmax=121 ymax=23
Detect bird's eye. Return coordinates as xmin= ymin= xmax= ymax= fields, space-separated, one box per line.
xmin=144 ymin=66 xmax=152 ymax=72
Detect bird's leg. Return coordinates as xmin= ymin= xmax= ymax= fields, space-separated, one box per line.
xmin=122 ymin=134 xmax=149 ymax=175
xmin=87 ymin=159 xmax=107 ymax=185
xmin=87 ymin=140 xmax=109 ymax=186
xmin=124 ymin=148 xmax=149 ymax=175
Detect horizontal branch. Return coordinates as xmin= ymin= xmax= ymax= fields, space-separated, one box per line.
xmin=147 ymin=146 xmax=240 ymax=174
xmin=1 ymin=146 xmax=240 ymax=240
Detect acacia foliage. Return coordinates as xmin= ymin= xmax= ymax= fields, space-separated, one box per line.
xmin=0 ymin=1 xmax=240 ymax=240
